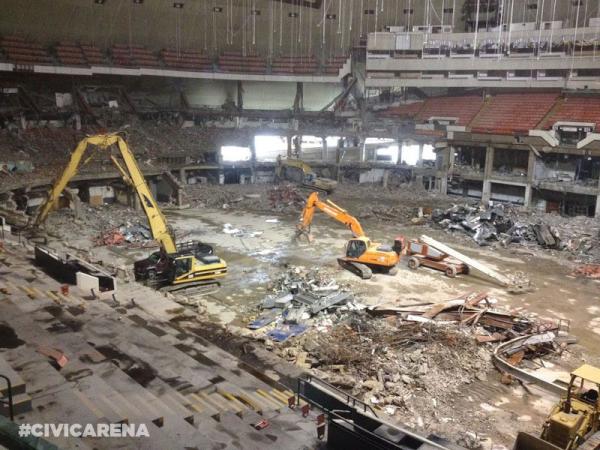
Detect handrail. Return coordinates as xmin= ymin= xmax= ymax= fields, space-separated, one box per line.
xmin=0 ymin=374 xmax=14 ymax=421
xmin=298 ymin=373 xmax=378 ymax=417
xmin=327 ymin=408 xmax=450 ymax=450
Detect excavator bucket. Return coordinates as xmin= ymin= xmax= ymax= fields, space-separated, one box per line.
xmin=512 ymin=432 xmax=563 ymax=450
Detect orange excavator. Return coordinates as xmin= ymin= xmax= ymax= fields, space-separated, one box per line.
xmin=296 ymin=192 xmax=403 ymax=279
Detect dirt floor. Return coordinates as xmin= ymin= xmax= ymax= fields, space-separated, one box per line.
xmin=39 ymin=183 xmax=600 ymax=448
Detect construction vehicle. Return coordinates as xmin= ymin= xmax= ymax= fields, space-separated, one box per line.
xmin=405 ymin=239 xmax=469 ymax=278
xmin=275 ymin=156 xmax=337 ymax=193
xmin=297 ymin=191 xmax=402 ymax=279
xmin=32 ymin=133 xmax=227 ymax=290
xmin=513 ymin=364 xmax=600 ymax=450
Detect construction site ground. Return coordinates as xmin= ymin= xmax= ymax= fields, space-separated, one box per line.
xmin=18 ymin=184 xmax=600 ymax=448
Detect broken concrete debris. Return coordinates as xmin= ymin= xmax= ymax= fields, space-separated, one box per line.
xmin=95 ymin=222 xmax=152 ymax=247
xmin=247 ymin=266 xmax=362 ymax=341
xmin=431 ymin=202 xmax=600 ymax=262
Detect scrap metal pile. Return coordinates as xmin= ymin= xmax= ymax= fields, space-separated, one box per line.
xmin=247 ymin=266 xmax=363 ymax=343
xmin=95 ymin=222 xmax=152 ymax=247
xmin=431 ymin=203 xmax=600 ymax=261
xmin=369 ymin=291 xmax=562 ymax=344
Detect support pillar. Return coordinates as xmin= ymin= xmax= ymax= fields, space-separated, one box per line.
xmin=482 ymin=180 xmax=492 ymax=203
xmin=250 ymin=140 xmax=257 ymax=184
xmin=524 ymin=184 xmax=532 ymax=208
xmin=322 ymin=137 xmax=328 ymax=161
xmin=382 ymin=170 xmax=390 ymax=188
xmin=525 ymin=149 xmax=536 ymax=209
xmin=179 ymin=168 xmax=187 ymax=184
xmin=397 ymin=143 xmax=404 ymax=165
xmin=287 ymin=135 xmax=292 ymax=158
xmin=595 ymin=195 xmax=600 ymax=218
xmin=417 ymin=144 xmax=424 ymax=167
xmin=237 ymin=81 xmax=243 ymax=111
xmin=482 ymin=145 xmax=494 ymax=203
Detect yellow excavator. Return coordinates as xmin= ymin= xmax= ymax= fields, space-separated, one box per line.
xmin=296 ymin=191 xmax=402 ymax=279
xmin=513 ymin=364 xmax=600 ymax=450
xmin=275 ymin=156 xmax=337 ymax=193
xmin=33 ymin=133 xmax=227 ymax=290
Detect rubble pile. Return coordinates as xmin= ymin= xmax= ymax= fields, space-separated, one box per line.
xmin=187 ymin=183 xmax=304 ymax=214
xmin=368 ymin=292 xmax=562 ymax=343
xmin=46 ymin=204 xmax=150 ymax=242
xmin=247 ymin=266 xmax=362 ymax=342
xmin=431 ymin=203 xmax=600 ymax=262
xmin=279 ymin=315 xmax=494 ymax=440
xmin=95 ymin=223 xmax=153 ymax=247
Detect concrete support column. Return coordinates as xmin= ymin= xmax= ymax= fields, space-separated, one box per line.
xmin=525 ymin=149 xmax=536 ymax=210
xmin=130 ymin=190 xmax=141 ymax=211
xmin=482 ymin=145 xmax=494 ymax=203
xmin=439 ymin=176 xmax=448 ymax=195
xmin=484 ymin=145 xmax=494 ymax=177
xmin=322 ymin=137 xmax=328 ymax=162
xmin=595 ymin=195 xmax=600 ymax=218
xmin=250 ymin=140 xmax=257 ymax=184
xmin=397 ymin=142 xmax=404 ymax=165
xmin=482 ymin=180 xmax=492 ymax=203
xmin=417 ymin=144 xmax=424 ymax=167
xmin=524 ymin=184 xmax=532 ymax=208
xmin=382 ymin=170 xmax=390 ymax=188
xmin=360 ymin=140 xmax=366 ymax=162
xmin=179 ymin=168 xmax=187 ymax=184
xmin=448 ymin=146 xmax=456 ymax=172
xmin=287 ymin=135 xmax=292 ymax=158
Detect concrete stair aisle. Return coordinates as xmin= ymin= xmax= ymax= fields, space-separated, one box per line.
xmin=0 ymin=249 xmax=320 ymax=449
xmin=0 ymin=295 xmax=236 ymax=449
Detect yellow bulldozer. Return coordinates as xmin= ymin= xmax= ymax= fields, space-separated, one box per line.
xmin=514 ymin=364 xmax=600 ymax=450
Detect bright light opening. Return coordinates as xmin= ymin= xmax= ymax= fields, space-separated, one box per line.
xmin=325 ymin=136 xmax=340 ymax=147
xmin=221 ymin=145 xmax=251 ymax=162
xmin=376 ymin=145 xmax=399 ymax=163
xmin=365 ymin=137 xmax=395 ymax=145
xmin=422 ymin=144 xmax=436 ymax=160
xmin=399 ymin=144 xmax=436 ymax=165
xmin=298 ymin=135 xmax=323 ymax=150
xmin=400 ymin=145 xmax=420 ymax=165
xmin=254 ymin=135 xmax=287 ymax=161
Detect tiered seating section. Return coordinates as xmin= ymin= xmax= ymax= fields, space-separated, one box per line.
xmin=272 ymin=55 xmax=318 ymax=74
xmin=161 ymin=49 xmax=213 ymax=71
xmin=379 ymin=92 xmax=600 ymax=136
xmin=218 ymin=52 xmax=266 ymax=74
xmin=111 ymin=44 xmax=160 ymax=68
xmin=416 ymin=95 xmax=484 ymax=126
xmin=469 ymin=92 xmax=559 ymax=134
xmin=0 ymin=35 xmax=52 ymax=65
xmin=322 ymin=56 xmax=347 ymax=75
xmin=0 ymin=35 xmax=348 ymax=75
xmin=540 ymin=96 xmax=600 ymax=130
xmin=55 ymin=41 xmax=87 ymax=66
xmin=81 ymin=43 xmax=105 ymax=65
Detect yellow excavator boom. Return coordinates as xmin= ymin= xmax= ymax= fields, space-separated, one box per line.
xmin=33 ymin=134 xmax=177 ymax=253
xmin=298 ymin=191 xmax=365 ymax=238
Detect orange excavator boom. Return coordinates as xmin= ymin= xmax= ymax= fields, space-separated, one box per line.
xmin=298 ymin=192 xmax=365 ymax=238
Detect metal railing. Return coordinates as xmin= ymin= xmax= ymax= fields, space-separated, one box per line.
xmin=297 ymin=373 xmax=378 ymax=417
xmin=0 ymin=374 xmax=14 ymax=421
